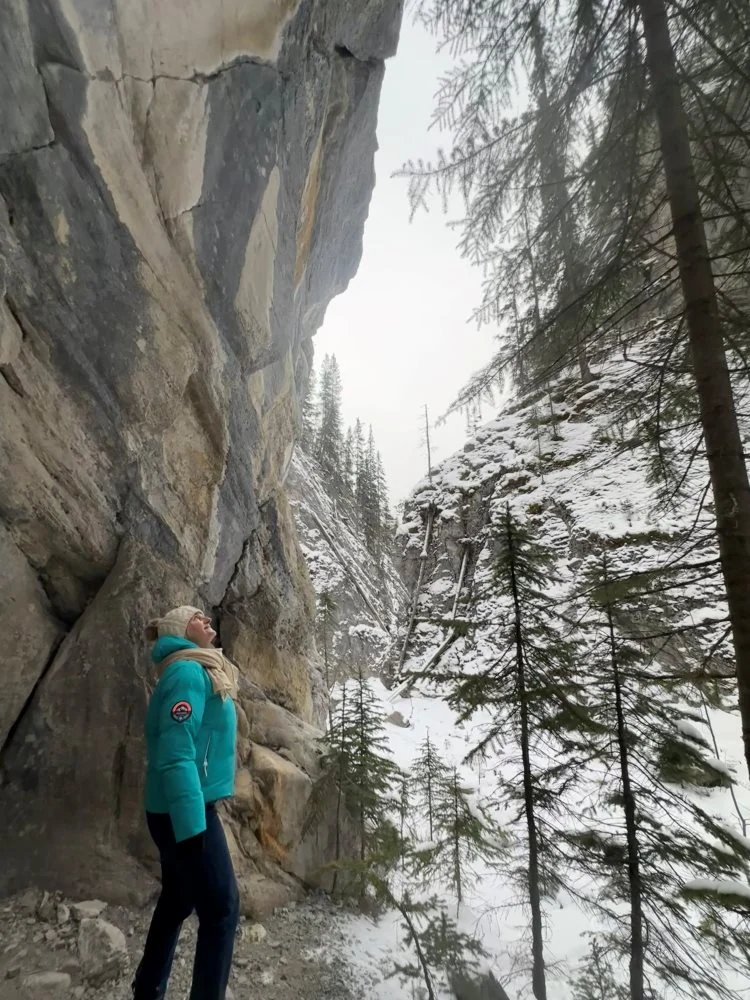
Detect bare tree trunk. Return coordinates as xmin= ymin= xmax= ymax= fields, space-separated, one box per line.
xmin=604 ymin=560 xmax=644 ymax=1000
xmin=394 ymin=895 xmax=437 ymax=1000
xmin=638 ymin=0 xmax=750 ymax=781
xmin=452 ymin=769 xmax=463 ymax=907
xmin=331 ymin=684 xmax=346 ymax=896
xmin=507 ymin=511 xmax=547 ymax=1000
xmin=426 ymin=732 xmax=434 ymax=841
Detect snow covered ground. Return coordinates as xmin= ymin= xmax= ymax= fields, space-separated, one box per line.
xmin=320 ymin=356 xmax=750 ymax=999
xmin=327 ymin=681 xmax=750 ymax=1000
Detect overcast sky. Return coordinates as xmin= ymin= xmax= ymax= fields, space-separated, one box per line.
xmin=316 ymin=15 xmax=500 ymax=506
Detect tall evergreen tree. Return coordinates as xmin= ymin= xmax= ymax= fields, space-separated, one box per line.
xmin=558 ymin=555 xmax=750 ymax=999
xmin=342 ymin=426 xmax=354 ymax=498
xmin=317 ymin=590 xmax=337 ymax=728
xmin=406 ymin=0 xmax=750 ymax=776
xmin=301 ymin=364 xmax=318 ymax=453
xmin=315 ymin=354 xmax=345 ymax=496
xmin=421 ymin=767 xmax=503 ymax=910
xmin=572 ymin=939 xmax=620 ymax=1000
xmin=362 ymin=426 xmax=382 ymax=558
xmin=421 ymin=505 xmax=591 ymax=1000
xmin=411 ymin=733 xmax=451 ymax=842
xmin=307 ymin=670 xmax=402 ymax=882
xmin=353 ymin=418 xmax=366 ymax=525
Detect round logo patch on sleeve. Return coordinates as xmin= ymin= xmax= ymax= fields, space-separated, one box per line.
xmin=170 ymin=701 xmax=192 ymax=723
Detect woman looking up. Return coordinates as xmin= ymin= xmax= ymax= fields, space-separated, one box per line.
xmin=132 ymin=605 xmax=240 ymax=1000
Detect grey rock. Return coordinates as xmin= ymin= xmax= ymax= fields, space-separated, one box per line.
xmin=387 ymin=710 xmax=410 ymax=728
xmin=77 ymin=918 xmax=128 ymax=985
xmin=335 ymin=0 xmax=404 ymax=60
xmin=450 ymin=970 xmax=512 ymax=1000
xmin=56 ymin=904 xmax=71 ymax=925
xmin=37 ymin=891 xmax=57 ymax=923
xmin=0 ymin=0 xmax=402 ymax=913
xmin=21 ymin=971 xmax=72 ymax=994
xmin=5 ymin=965 xmax=21 ymax=979
xmin=70 ymin=901 xmax=107 ymax=922
xmin=0 ymin=0 xmax=54 ymax=156
xmin=246 ymin=922 xmax=267 ymax=944
xmin=15 ymin=888 xmax=40 ymax=915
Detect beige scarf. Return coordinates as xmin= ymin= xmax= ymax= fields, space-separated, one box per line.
xmin=158 ymin=646 xmax=239 ymax=701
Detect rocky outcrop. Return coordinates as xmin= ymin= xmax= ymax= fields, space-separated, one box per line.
xmin=0 ymin=0 xmax=403 ymax=904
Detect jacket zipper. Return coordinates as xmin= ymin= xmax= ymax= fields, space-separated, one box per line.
xmin=203 ymin=735 xmax=212 ymax=778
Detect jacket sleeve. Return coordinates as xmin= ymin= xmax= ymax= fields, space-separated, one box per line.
xmin=155 ymin=662 xmax=208 ymax=842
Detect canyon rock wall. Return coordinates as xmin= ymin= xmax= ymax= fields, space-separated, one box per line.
xmin=0 ymin=0 xmax=402 ymax=909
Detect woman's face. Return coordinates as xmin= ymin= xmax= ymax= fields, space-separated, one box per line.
xmin=185 ymin=612 xmax=217 ymax=648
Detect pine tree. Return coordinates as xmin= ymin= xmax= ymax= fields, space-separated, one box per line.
xmin=348 ymin=667 xmax=401 ymax=862
xmin=342 ymin=426 xmax=354 ymax=498
xmin=386 ymin=891 xmax=487 ymax=1000
xmin=307 ymin=669 xmax=402 ymax=888
xmin=572 ymin=939 xmax=621 ymax=1000
xmin=317 ymin=590 xmax=337 ymax=727
xmin=315 ymin=354 xmax=344 ymax=496
xmin=411 ymin=733 xmax=451 ymax=843
xmin=301 ymin=363 xmax=318 ymax=453
xmin=558 ymin=555 xmax=750 ymax=1000
xmin=375 ymin=450 xmax=391 ymax=561
xmin=420 ymin=505 xmax=591 ymax=1000
xmin=362 ymin=426 xmax=382 ymax=558
xmin=406 ymin=0 xmax=750 ymax=776
xmin=353 ymin=418 xmax=366 ymax=526
xmin=426 ymin=767 xmax=504 ymax=910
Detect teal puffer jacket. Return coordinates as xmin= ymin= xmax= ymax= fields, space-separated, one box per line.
xmin=144 ymin=636 xmax=237 ymax=842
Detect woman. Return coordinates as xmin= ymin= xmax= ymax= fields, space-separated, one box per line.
xmin=133 ymin=605 xmax=240 ymax=1000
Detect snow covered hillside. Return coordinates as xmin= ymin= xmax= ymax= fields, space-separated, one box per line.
xmin=397 ymin=356 xmax=735 ymax=686
xmin=358 ymin=356 xmax=750 ymax=999
xmin=288 ymin=448 xmax=406 ymax=684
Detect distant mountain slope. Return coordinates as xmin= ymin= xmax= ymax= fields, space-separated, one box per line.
xmin=289 ymin=448 xmax=407 ymax=685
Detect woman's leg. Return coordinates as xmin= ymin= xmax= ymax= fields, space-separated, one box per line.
xmin=132 ymin=813 xmax=195 ymax=1000
xmin=188 ymin=806 xmax=240 ymax=1000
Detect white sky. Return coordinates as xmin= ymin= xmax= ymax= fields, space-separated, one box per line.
xmin=315 ymin=15 xmax=501 ymax=506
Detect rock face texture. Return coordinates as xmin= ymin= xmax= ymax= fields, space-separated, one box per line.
xmin=0 ymin=0 xmax=403 ymax=904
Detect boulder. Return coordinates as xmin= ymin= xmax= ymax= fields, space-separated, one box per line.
xmin=247 ymin=922 xmax=267 ymax=944
xmin=450 ymin=970 xmax=512 ymax=1000
xmin=21 ymin=972 xmax=71 ymax=994
xmin=36 ymin=892 xmax=57 ymax=923
xmin=70 ymin=901 xmax=107 ymax=922
xmin=77 ymin=919 xmax=128 ymax=986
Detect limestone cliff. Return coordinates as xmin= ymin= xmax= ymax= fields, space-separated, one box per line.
xmin=0 ymin=0 xmax=403 ymax=911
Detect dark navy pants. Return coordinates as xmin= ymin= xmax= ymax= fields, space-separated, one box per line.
xmin=133 ymin=805 xmax=240 ymax=1000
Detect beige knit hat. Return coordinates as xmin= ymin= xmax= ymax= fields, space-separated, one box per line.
xmin=144 ymin=605 xmax=204 ymax=642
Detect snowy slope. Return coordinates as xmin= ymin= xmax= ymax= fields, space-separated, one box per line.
xmin=396 ymin=355 xmax=735 ymax=679
xmin=320 ymin=357 xmax=750 ymax=999
xmin=288 ymin=448 xmax=407 ymax=684
xmin=326 ymin=682 xmax=749 ymax=1000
